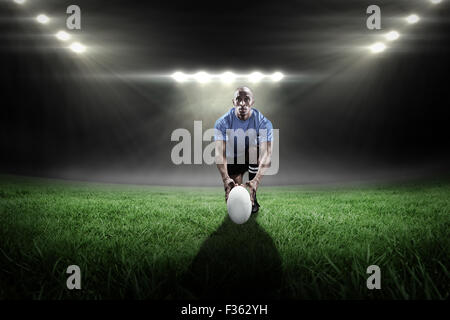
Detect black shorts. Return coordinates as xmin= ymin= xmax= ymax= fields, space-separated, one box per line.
xmin=228 ymin=146 xmax=260 ymax=179
xmin=227 ymin=163 xmax=259 ymax=180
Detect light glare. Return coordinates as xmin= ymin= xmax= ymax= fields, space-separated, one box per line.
xmin=271 ymin=72 xmax=284 ymax=82
xmin=406 ymin=14 xmax=420 ymax=24
xmin=36 ymin=14 xmax=50 ymax=24
xmin=172 ymin=72 xmax=188 ymax=83
xmin=369 ymin=42 xmax=386 ymax=54
xmin=194 ymin=71 xmax=211 ymax=83
xmin=55 ymin=31 xmax=71 ymax=41
xmin=385 ymin=31 xmax=400 ymax=41
xmin=14 ymin=0 xmax=26 ymax=4
xmin=220 ymin=71 xmax=236 ymax=83
xmin=69 ymin=42 xmax=86 ymax=54
xmin=169 ymin=71 xmax=289 ymax=83
xmin=430 ymin=0 xmax=441 ymax=4
xmin=248 ymin=72 xmax=264 ymax=83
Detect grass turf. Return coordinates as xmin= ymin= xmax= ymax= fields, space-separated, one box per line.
xmin=0 ymin=174 xmax=449 ymax=300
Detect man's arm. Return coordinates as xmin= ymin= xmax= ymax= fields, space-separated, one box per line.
xmin=246 ymin=141 xmax=272 ymax=204
xmin=215 ymin=140 xmax=235 ymax=201
xmin=254 ymin=141 xmax=272 ymax=183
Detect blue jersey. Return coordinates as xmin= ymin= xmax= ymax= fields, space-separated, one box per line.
xmin=214 ymin=108 xmax=273 ymax=159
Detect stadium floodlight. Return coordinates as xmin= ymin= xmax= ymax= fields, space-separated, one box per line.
xmin=369 ymin=42 xmax=386 ymax=54
xmin=171 ymin=71 xmax=188 ymax=83
xmin=36 ymin=14 xmax=50 ymax=24
xmin=271 ymin=72 xmax=284 ymax=82
xmin=55 ymin=31 xmax=71 ymax=41
xmin=406 ymin=14 xmax=420 ymax=24
xmin=248 ymin=72 xmax=264 ymax=83
xmin=69 ymin=42 xmax=86 ymax=54
xmin=14 ymin=0 xmax=26 ymax=4
xmin=194 ymin=71 xmax=211 ymax=83
xmin=220 ymin=71 xmax=236 ymax=84
xmin=430 ymin=0 xmax=441 ymax=4
xmin=385 ymin=31 xmax=400 ymax=41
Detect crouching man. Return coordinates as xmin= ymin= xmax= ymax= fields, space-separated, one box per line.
xmin=214 ymin=86 xmax=273 ymax=214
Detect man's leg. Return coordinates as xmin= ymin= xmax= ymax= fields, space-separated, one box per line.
xmin=248 ymin=166 xmax=260 ymax=214
xmin=248 ymin=145 xmax=259 ymax=181
xmin=224 ymin=164 xmax=245 ymax=202
xmin=227 ymin=163 xmax=245 ymax=185
xmin=248 ymin=165 xmax=258 ymax=181
xmin=247 ymin=145 xmax=260 ymax=213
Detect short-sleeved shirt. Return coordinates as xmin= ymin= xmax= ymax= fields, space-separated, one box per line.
xmin=214 ymin=108 xmax=273 ymax=159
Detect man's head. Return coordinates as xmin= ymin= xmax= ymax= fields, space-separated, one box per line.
xmin=232 ymin=86 xmax=255 ymax=120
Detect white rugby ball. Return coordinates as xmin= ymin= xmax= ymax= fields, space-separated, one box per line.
xmin=227 ymin=186 xmax=252 ymax=224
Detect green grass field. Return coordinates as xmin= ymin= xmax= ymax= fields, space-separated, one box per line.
xmin=0 ymin=174 xmax=449 ymax=300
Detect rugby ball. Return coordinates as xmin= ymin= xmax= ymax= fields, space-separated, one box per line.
xmin=227 ymin=186 xmax=252 ymax=224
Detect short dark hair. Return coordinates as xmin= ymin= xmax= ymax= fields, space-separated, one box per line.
xmin=234 ymin=86 xmax=254 ymax=98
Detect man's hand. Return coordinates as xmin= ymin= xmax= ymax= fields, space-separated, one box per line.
xmin=246 ymin=179 xmax=259 ymax=206
xmin=223 ymin=177 xmax=235 ymax=202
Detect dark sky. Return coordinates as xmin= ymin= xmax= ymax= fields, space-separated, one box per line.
xmin=1 ymin=0 xmax=449 ymax=185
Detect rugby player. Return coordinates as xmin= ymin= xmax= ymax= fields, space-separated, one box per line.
xmin=214 ymin=86 xmax=273 ymax=214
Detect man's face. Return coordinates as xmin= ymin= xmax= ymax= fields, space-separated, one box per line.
xmin=232 ymin=90 xmax=254 ymax=119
